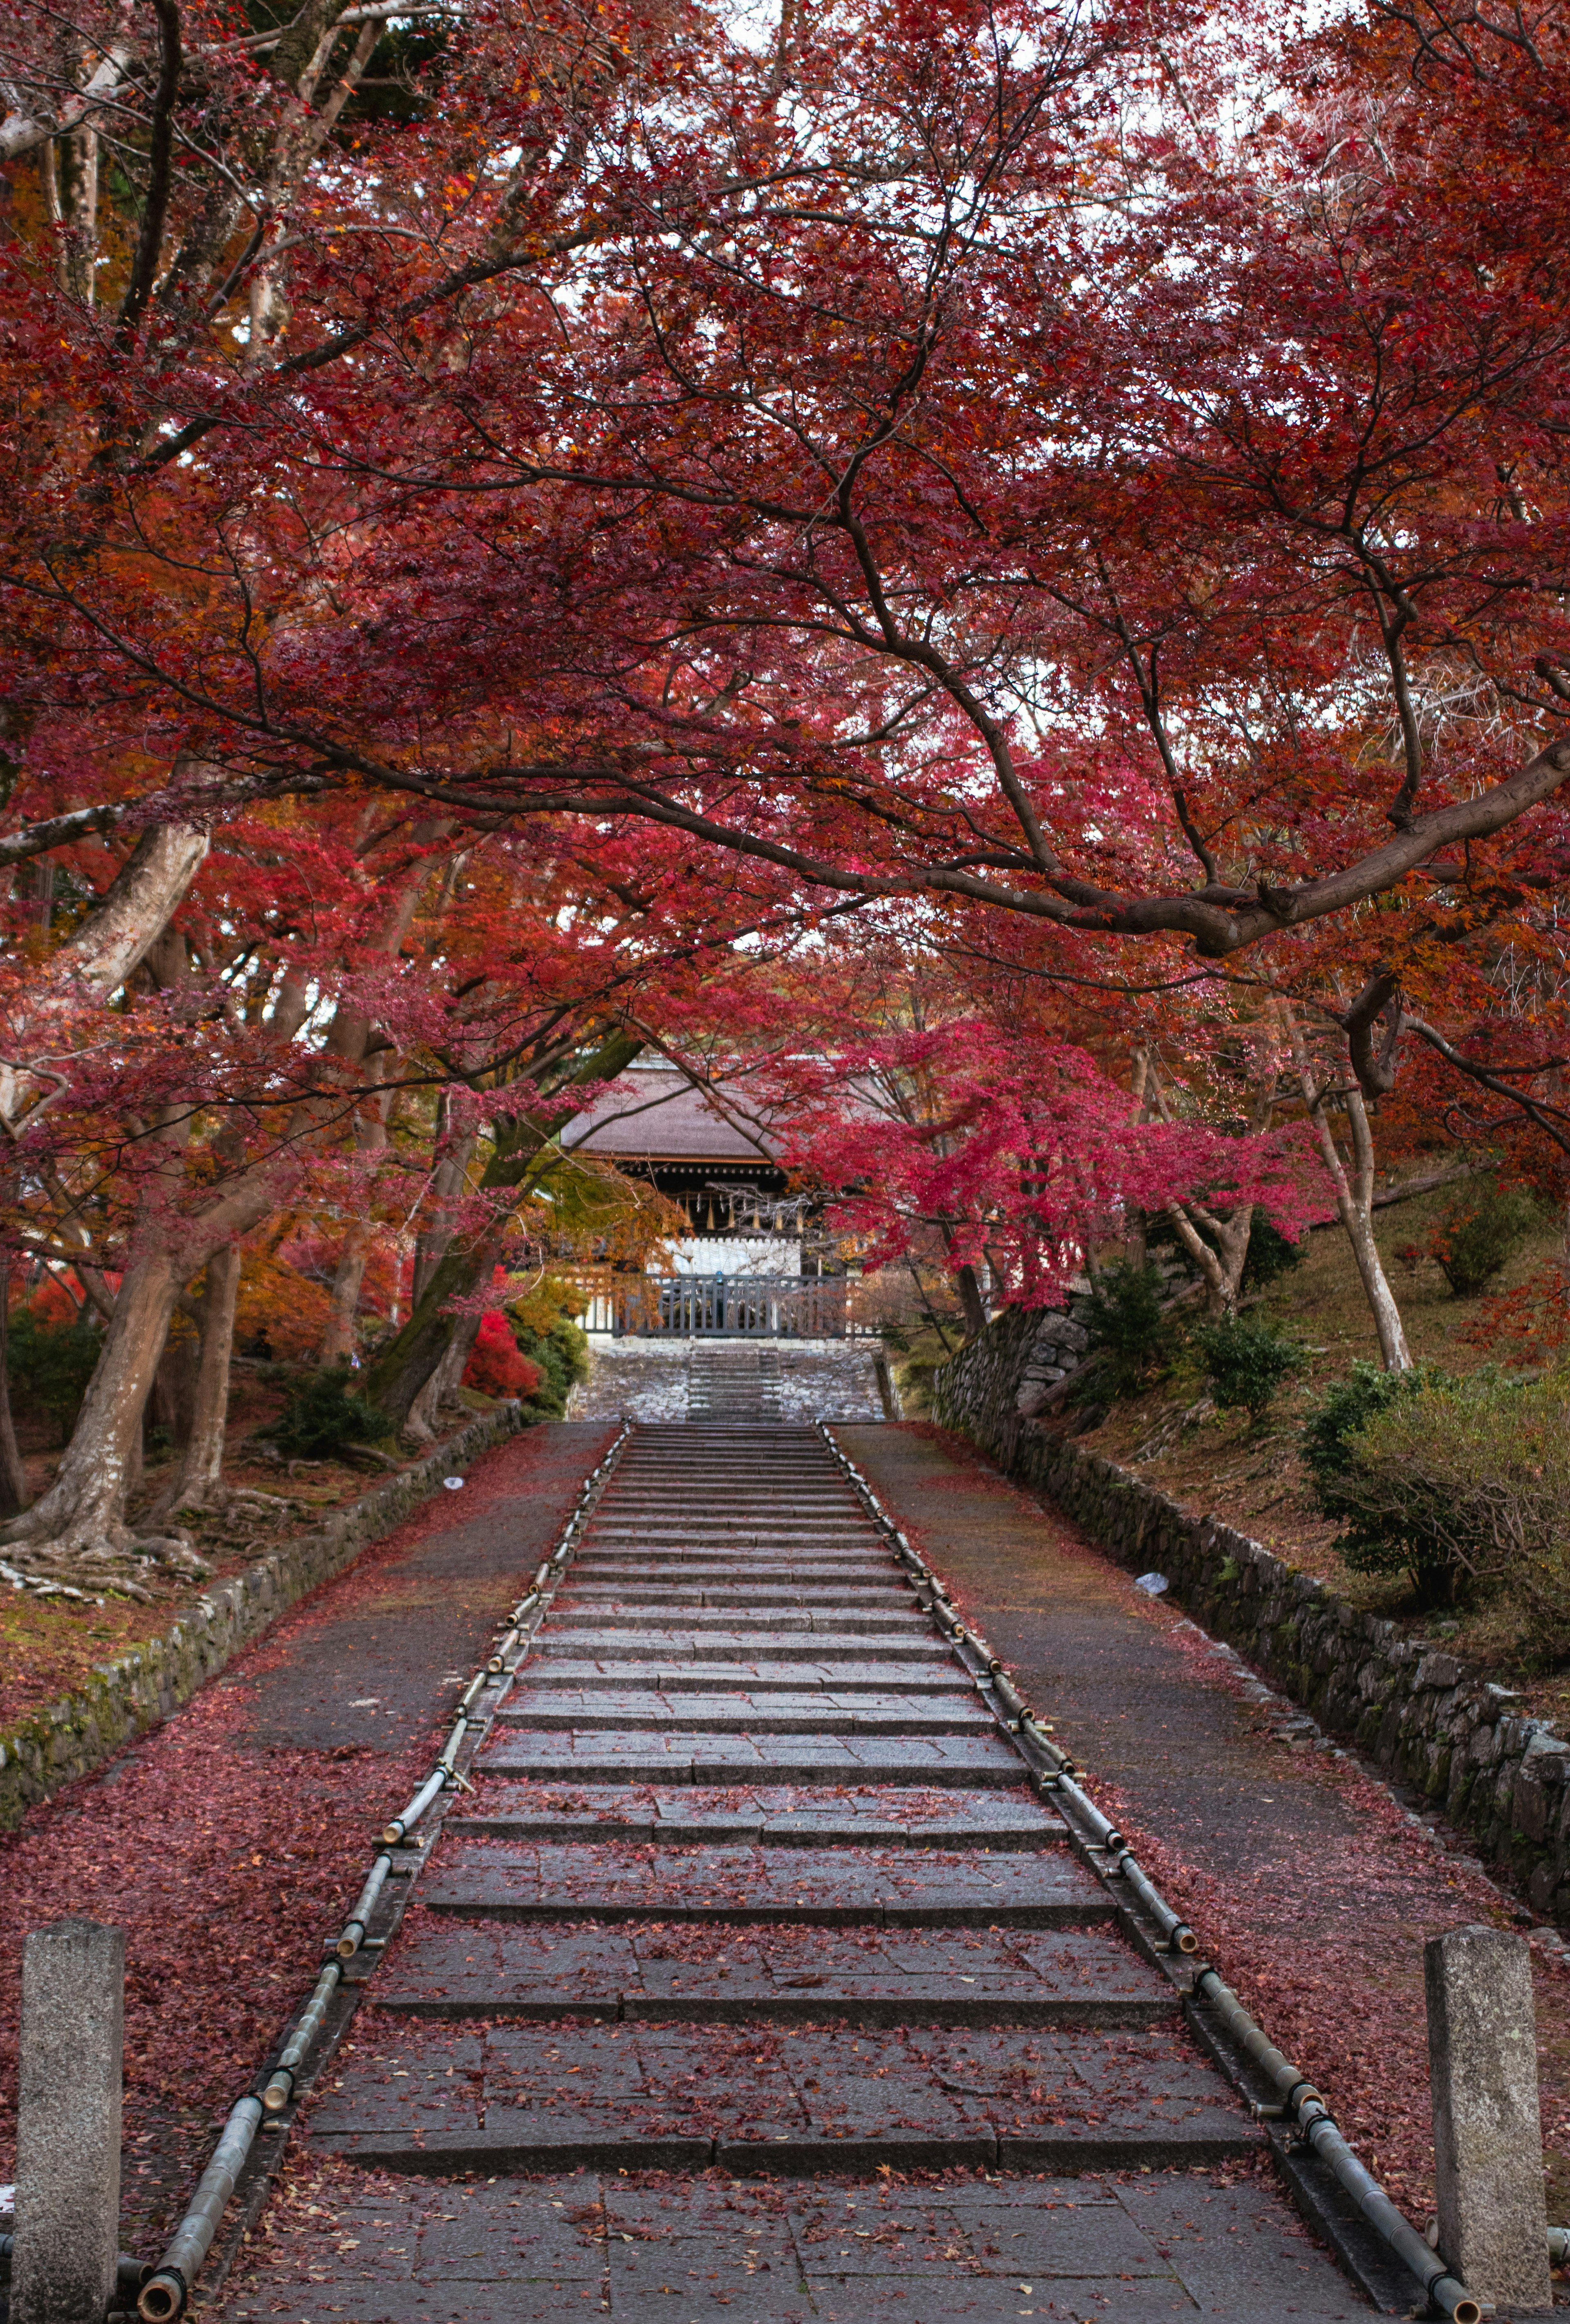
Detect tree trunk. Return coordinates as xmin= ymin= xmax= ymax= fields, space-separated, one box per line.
xmin=413 ymin=1126 xmax=476 ymax=1306
xmin=152 ymin=1330 xmax=198 ymax=1448
xmin=0 ymin=1249 xmax=184 ymax=1554
xmin=1287 ymin=1016 xmax=1411 ymax=1370
xmin=1163 ymin=1201 xmax=1254 ymax=1316
xmin=321 ymin=1227 xmax=369 ymax=1366
xmin=955 ymin=1262 xmax=988 ymax=1341
xmin=404 ymin=1310 xmax=483 ymax=1444
xmin=0 ymin=1291 xmax=29 ymax=1518
xmin=363 ymin=1030 xmax=642 ymax=1430
xmin=150 ymin=1246 xmax=241 ymax=1521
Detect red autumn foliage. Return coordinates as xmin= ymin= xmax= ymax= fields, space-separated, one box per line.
xmin=461 ymin=1310 xmax=543 ymax=1401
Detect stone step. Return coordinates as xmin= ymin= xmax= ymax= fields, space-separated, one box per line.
xmin=540 ymin=1608 xmax=930 ymax=1634
xmin=422 ymin=1841 xmax=1103 ymax=1926
xmin=308 ymin=2019 xmax=1252 ymax=2176
xmin=510 ymin=1658 xmax=971 ymax=1693
xmin=480 ymin=1732 xmax=1024 ymax=1785
xmin=452 ymin=1784 xmax=1061 ymax=1849
xmin=553 ymin=1589 xmax=915 ymax=1613
xmin=576 ymin=1537 xmax=887 ymax=1556
xmin=490 ymin=1693 xmax=993 ymax=1735
xmin=586 ymin=1494 xmax=874 ymax=1504
xmin=536 ymin=1628 xmax=950 ymax=1661
xmin=232 ymin=2165 xmax=1382 ymax=2322
xmin=379 ymin=1923 xmax=1171 ymax=2028
xmin=567 ymin=1558 xmax=898 ymax=1580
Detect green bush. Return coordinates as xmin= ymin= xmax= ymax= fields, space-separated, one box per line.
xmin=1323 ymin=1367 xmax=1570 ymax=1637
xmin=1300 ymin=1361 xmax=1431 ymax=1513
xmin=512 ymin=1317 xmax=589 ymax=1417
xmin=8 ymin=1305 xmax=104 ymax=1443
xmin=1193 ymin=1315 xmax=1307 ymax=1416
xmin=1081 ymin=1261 xmax=1173 ymax=1398
xmin=265 ymin=1366 xmax=387 ymax=1458
xmin=1429 ymin=1182 xmax=1542 ymax=1297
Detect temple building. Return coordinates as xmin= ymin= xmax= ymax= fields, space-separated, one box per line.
xmin=562 ymin=1062 xmax=850 ymax=1334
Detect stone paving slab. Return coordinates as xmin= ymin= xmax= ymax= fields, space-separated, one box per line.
xmin=579 ymin=1527 xmax=881 ymax=1545
xmin=455 ymin=1783 xmax=1063 ymax=1849
xmin=422 ymin=1840 xmax=1113 ymax=1925
xmin=214 ymin=2167 xmax=1372 ymax=2324
xmin=479 ymin=1732 xmax=1029 ymax=1786
xmin=379 ymin=1921 xmax=1173 ymax=2026
xmin=570 ymin=1560 xmax=905 ymax=1582
xmin=492 ymin=1691 xmax=991 ymax=1734
xmin=310 ymin=2020 xmax=1253 ymax=2172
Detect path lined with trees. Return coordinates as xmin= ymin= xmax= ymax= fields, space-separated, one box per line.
xmin=4 ymin=0 xmax=1570 ymax=1628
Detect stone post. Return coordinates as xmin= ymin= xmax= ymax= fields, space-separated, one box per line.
xmin=11 ymin=1918 xmax=125 ymax=2324
xmin=1425 ymin=1923 xmax=1552 ymax=2315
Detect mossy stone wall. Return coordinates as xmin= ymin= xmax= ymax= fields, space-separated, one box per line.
xmin=0 ymin=1407 xmax=522 ymax=1830
xmin=934 ymin=1311 xmax=1570 ymax=1925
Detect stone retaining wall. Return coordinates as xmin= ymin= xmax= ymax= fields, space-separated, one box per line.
xmin=0 ymin=1405 xmax=523 ymax=1830
xmin=934 ymin=1313 xmax=1570 ymax=1925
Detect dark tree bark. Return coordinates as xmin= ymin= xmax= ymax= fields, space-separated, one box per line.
xmin=0 ymin=1291 xmax=30 ymax=1517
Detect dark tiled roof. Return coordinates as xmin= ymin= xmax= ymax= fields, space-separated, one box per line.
xmin=563 ymin=1067 xmax=782 ymax=1162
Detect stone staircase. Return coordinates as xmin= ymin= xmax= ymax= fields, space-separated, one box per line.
xmin=292 ymin=1425 xmax=1374 ymax=2319
xmin=686 ymin=1348 xmax=781 ymax=1421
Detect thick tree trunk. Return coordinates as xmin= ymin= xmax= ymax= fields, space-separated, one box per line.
xmin=0 ymin=1293 xmax=29 ymax=1518
xmin=412 ymin=1127 xmax=477 ymax=1306
xmin=368 ymin=1230 xmax=498 ymax=1433
xmin=0 ymin=1250 xmax=184 ymax=1554
xmin=321 ymin=1228 xmax=369 ymax=1366
xmin=150 ymin=1246 xmax=241 ymax=1521
xmin=404 ymin=1310 xmax=483 ymax=1444
xmin=152 ymin=1330 xmax=198 ymax=1448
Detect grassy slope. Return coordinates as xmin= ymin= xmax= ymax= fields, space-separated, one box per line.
xmin=897 ymin=1194 xmax=1570 ymax=1723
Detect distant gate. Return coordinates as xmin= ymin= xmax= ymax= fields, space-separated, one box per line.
xmin=587 ymin=1274 xmax=851 ymax=1338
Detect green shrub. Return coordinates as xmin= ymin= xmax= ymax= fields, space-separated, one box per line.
xmin=1081 ymin=1262 xmax=1174 ymax=1398
xmin=8 ymin=1305 xmax=103 ymax=1443
xmin=512 ymin=1317 xmax=589 ymax=1417
xmin=1193 ymin=1316 xmax=1307 ymax=1416
xmin=1300 ymin=1361 xmax=1432 ymax=1513
xmin=1429 ymin=1182 xmax=1542 ymax=1297
xmin=1325 ymin=1367 xmax=1570 ymax=1638
xmin=265 ymin=1366 xmax=387 ymax=1458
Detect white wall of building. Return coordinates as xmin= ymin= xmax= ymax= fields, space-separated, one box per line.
xmin=659 ymin=1237 xmax=801 ymax=1278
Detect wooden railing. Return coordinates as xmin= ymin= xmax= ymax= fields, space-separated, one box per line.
xmin=575 ymin=1273 xmax=855 ymax=1338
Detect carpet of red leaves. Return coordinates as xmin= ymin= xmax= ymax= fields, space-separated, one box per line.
xmin=869 ymin=1429 xmax=1570 ymax=2226
xmin=0 ymin=1422 xmax=608 ymax=2252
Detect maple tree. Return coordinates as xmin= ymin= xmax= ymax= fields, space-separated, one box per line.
xmin=6 ymin=0 xmax=1570 ymax=1574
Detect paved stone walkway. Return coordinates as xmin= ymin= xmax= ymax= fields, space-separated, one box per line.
xmin=219 ymin=1425 xmax=1376 ymax=2322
